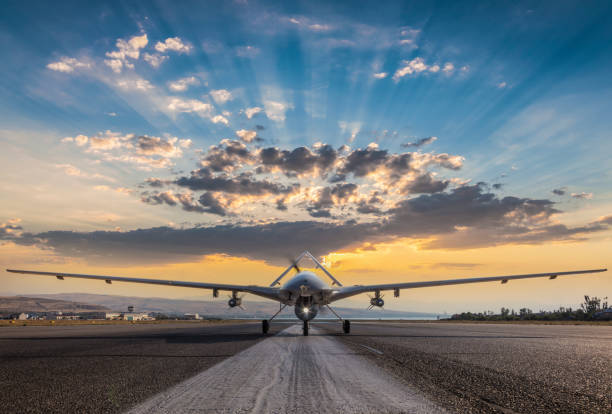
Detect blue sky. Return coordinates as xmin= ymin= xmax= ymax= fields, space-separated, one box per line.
xmin=0 ymin=0 xmax=610 ymax=310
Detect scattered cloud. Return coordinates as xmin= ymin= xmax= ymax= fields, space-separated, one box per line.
xmin=210 ymin=89 xmax=233 ymax=104
xmin=393 ymin=57 xmax=454 ymax=81
xmin=168 ymin=76 xmax=199 ymax=92
xmin=55 ymin=164 xmax=115 ymax=182
xmin=235 ymin=45 xmax=260 ymax=57
xmin=167 ymin=97 xmax=228 ymax=125
xmin=235 ymin=129 xmax=259 ymax=143
xmin=263 ymin=100 xmax=292 ymax=122
xmin=61 ymin=131 xmax=191 ymax=170
xmin=104 ymin=33 xmax=148 ymax=73
xmin=338 ymin=121 xmax=362 ymax=143
xmin=211 ymin=115 xmax=229 ymax=125
xmin=143 ymin=53 xmax=168 ymax=68
xmin=47 ymin=57 xmax=90 ymax=73
xmin=288 ymin=17 xmax=332 ymax=32
xmin=116 ymin=78 xmax=154 ymax=91
xmin=0 ymin=218 xmax=23 ymax=239
xmin=571 ymin=192 xmax=593 ymax=200
xmin=154 ymin=37 xmax=192 ymax=54
xmin=373 ymin=72 xmax=388 ymax=79
xmin=244 ymin=106 xmax=263 ymax=119
xmin=402 ymin=136 xmax=438 ymax=148
xmin=552 ymin=188 xmax=566 ymax=196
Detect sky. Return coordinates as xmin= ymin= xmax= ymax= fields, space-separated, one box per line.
xmin=1 ymin=0 xmax=611 ymax=313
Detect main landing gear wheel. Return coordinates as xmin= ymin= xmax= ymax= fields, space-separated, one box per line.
xmin=303 ymin=320 xmax=309 ymax=336
xmin=262 ymin=320 xmax=269 ymax=334
xmin=343 ymin=319 xmax=351 ymax=334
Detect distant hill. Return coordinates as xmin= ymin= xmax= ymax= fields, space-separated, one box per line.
xmin=0 ymin=296 xmax=109 ymax=313
xmin=33 ymin=293 xmax=438 ymax=319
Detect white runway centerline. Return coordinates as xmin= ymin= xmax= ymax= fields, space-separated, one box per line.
xmin=126 ymin=324 xmax=444 ymax=414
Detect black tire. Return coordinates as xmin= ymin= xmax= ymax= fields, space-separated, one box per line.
xmin=262 ymin=320 xmax=269 ymax=334
xmin=343 ymin=319 xmax=351 ymax=334
xmin=303 ymin=320 xmax=309 ymax=336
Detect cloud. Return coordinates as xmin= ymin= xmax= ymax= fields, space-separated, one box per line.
xmin=104 ymin=33 xmax=148 ymax=73
xmin=258 ymin=144 xmax=337 ymax=176
xmin=62 ymin=131 xmax=190 ymax=170
xmin=61 ymin=134 xmax=89 ymax=146
xmin=168 ymin=97 xmax=229 ymax=125
xmin=287 ymin=17 xmax=332 ymax=32
xmin=116 ymin=78 xmax=154 ymax=91
xmin=235 ymin=129 xmax=259 ymax=143
xmin=404 ymin=173 xmax=449 ymax=194
xmin=10 ymin=188 xmax=612 ymax=265
xmin=235 ymin=45 xmax=260 ymax=58
xmin=244 ymin=107 xmax=263 ymax=119
xmin=552 ymin=188 xmax=566 ymax=196
xmin=198 ymin=192 xmax=228 ymax=216
xmin=0 ymin=218 xmax=23 ymax=239
xmin=141 ymin=190 xmax=223 ymax=214
xmin=497 ymin=81 xmax=507 ymax=89
xmin=401 ymin=136 xmax=437 ymax=148
xmin=47 ymin=57 xmax=90 ymax=73
xmin=338 ymin=121 xmax=361 ymax=143
xmin=373 ymin=72 xmax=388 ymax=79
xmin=175 ymin=167 xmax=297 ymax=195
xmin=571 ymin=192 xmax=593 ymax=200
xmin=393 ymin=58 xmax=454 ymax=81
xmin=263 ymin=100 xmax=292 ymax=122
xmin=143 ymin=53 xmax=168 ymax=68
xmin=306 ymin=183 xmax=358 ymax=218
xmin=211 ymin=115 xmax=229 ymax=125
xmin=168 ymin=76 xmax=199 ymax=92
xmin=210 ymin=89 xmax=233 ymax=104
xmin=168 ymin=97 xmax=213 ymax=115
xmin=154 ymin=37 xmax=191 ymax=54
xmin=55 ymin=164 xmax=115 ymax=182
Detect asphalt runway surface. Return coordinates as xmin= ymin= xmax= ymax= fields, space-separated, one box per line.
xmin=0 ymin=321 xmax=610 ymax=413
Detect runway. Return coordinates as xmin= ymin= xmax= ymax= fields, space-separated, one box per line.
xmin=0 ymin=321 xmax=610 ymax=413
xmin=127 ymin=324 xmax=443 ymax=414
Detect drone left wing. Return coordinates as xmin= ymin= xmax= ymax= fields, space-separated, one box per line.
xmin=5 ymin=269 xmax=281 ymax=302
xmin=329 ymin=268 xmax=607 ymax=302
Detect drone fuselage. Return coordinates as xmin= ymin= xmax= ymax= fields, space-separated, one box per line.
xmin=280 ymin=270 xmax=331 ymax=321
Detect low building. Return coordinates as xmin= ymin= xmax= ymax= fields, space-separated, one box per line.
xmin=105 ymin=312 xmax=122 ymax=320
xmin=123 ymin=312 xmax=154 ymax=321
xmin=17 ymin=313 xmax=28 ymax=320
xmin=184 ymin=313 xmax=202 ymax=320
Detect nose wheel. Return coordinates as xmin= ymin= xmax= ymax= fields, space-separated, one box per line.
xmin=303 ymin=320 xmax=309 ymax=336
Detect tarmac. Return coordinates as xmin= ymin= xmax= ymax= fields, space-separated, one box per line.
xmin=0 ymin=321 xmax=610 ymax=413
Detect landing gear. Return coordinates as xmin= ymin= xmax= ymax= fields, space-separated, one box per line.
xmin=303 ymin=320 xmax=309 ymax=336
xmin=262 ymin=304 xmax=287 ymax=335
xmin=343 ymin=319 xmax=351 ymax=334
